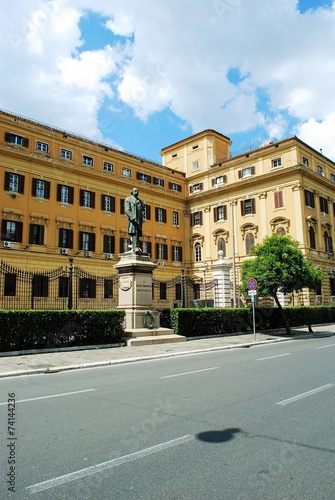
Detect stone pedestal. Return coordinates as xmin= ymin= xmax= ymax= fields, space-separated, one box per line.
xmin=210 ymin=254 xmax=232 ymax=308
xmin=114 ymin=252 xmax=186 ymax=346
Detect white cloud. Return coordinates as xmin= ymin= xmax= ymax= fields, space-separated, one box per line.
xmin=0 ymin=0 xmax=335 ymax=158
xmin=296 ymin=114 xmax=335 ymax=159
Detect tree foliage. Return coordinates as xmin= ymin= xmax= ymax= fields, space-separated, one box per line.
xmin=240 ymin=234 xmax=323 ymax=334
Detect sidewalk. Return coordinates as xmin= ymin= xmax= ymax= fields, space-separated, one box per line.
xmin=0 ymin=325 xmax=334 ymax=378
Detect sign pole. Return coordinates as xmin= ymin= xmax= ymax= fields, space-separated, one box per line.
xmin=247 ymin=278 xmax=258 ymax=342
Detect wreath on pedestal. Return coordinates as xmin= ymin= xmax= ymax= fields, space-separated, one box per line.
xmin=143 ymin=310 xmax=155 ymax=329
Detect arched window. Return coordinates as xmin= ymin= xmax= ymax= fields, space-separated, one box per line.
xmin=195 ymin=242 xmax=202 ymax=262
xmin=276 ymin=227 xmax=286 ymax=236
xmin=309 ymin=226 xmax=316 ymax=249
xmin=245 ymin=233 xmax=255 ymax=255
xmin=324 ymin=231 xmax=333 ymax=254
xmin=218 ymin=238 xmax=226 ymax=257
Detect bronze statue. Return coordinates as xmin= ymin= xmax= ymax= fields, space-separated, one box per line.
xmin=124 ymin=188 xmax=145 ymax=252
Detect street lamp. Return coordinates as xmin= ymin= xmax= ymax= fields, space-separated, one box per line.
xmin=199 ymin=267 xmax=207 ymax=307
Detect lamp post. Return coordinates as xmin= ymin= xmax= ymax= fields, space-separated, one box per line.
xmin=181 ymin=268 xmax=185 ymax=308
xmin=68 ymin=257 xmax=73 ymax=310
xmin=199 ymin=267 xmax=207 ymax=307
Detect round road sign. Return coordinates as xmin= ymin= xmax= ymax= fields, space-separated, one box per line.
xmin=247 ymin=278 xmax=257 ymax=290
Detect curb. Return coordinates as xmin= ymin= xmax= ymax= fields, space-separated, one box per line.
xmin=0 ymin=338 xmax=289 ymax=378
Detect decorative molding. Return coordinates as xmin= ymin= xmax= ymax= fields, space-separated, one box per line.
xmin=240 ymin=223 xmax=258 ymax=240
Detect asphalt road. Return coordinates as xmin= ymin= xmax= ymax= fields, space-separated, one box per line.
xmin=0 ymin=337 xmax=334 ymax=499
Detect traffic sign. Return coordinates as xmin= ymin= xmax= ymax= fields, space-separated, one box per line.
xmin=248 ymin=290 xmax=257 ymax=296
xmin=247 ymin=278 xmax=258 ymax=290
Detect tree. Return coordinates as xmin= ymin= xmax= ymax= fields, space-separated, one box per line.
xmin=240 ymin=234 xmax=323 ymax=335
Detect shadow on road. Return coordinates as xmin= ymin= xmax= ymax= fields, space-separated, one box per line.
xmin=196 ymin=428 xmax=242 ymax=443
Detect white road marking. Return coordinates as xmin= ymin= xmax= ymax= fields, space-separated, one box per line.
xmin=26 ymin=435 xmax=194 ymax=494
xmin=0 ymin=388 xmax=95 ymax=406
xmin=276 ymin=384 xmax=334 ymax=406
xmin=317 ymin=343 xmax=335 ymax=349
xmin=160 ymin=367 xmax=219 ymax=379
xmin=256 ymin=353 xmax=291 ymax=361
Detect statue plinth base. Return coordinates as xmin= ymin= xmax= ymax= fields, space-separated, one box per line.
xmin=115 ymin=252 xmax=186 ymax=346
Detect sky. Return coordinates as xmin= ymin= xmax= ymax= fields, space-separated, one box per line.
xmin=1 ymin=0 xmax=335 ymax=163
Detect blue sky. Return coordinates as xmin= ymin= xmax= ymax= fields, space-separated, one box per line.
xmin=1 ymin=0 xmax=335 ymax=162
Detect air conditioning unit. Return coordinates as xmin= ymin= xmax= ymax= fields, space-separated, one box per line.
xmin=3 ymin=241 xmax=13 ymax=248
xmin=84 ymin=251 xmax=92 ymax=257
xmin=158 ymin=261 xmax=165 ymax=266
xmin=60 ymin=248 xmax=69 ymax=255
xmin=105 ymin=253 xmax=112 ymax=260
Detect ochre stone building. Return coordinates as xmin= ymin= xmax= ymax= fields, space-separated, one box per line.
xmin=1 ymin=109 xmax=335 ymax=309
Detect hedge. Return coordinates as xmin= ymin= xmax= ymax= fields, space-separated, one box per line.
xmin=0 ymin=310 xmax=125 ymax=352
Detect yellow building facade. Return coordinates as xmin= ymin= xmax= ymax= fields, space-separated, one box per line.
xmin=1 ymin=109 xmax=335 ymax=309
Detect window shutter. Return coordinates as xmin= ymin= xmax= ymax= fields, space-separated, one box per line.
xmin=177 ymin=184 xmax=182 ymax=192
xmin=211 ymin=178 xmax=216 ymax=187
xmin=1 ymin=219 xmax=7 ymax=240
xmin=214 ymin=207 xmax=218 ymax=222
xmin=251 ymin=166 xmax=255 ymax=175
xmin=68 ymin=230 xmax=73 ymax=249
xmin=17 ymin=222 xmax=23 ymax=243
xmin=91 ymin=233 xmax=96 ymax=251
xmin=68 ymin=187 xmax=74 ymax=204
xmin=163 ymin=209 xmax=167 ymax=223
xmin=238 ymin=170 xmax=242 ymax=179
xmin=200 ymin=212 xmax=203 ymax=225
xmin=79 ymin=231 xmax=84 ymax=250
xmin=101 ymin=195 xmax=105 ymax=210
xmin=223 ymin=175 xmax=227 ymax=184
xmin=240 ymin=200 xmax=245 ymax=216
xmin=58 ymin=228 xmax=64 ymax=247
xmin=4 ymin=172 xmax=10 ymax=190
xmin=147 ymin=175 xmax=152 ymax=183
xmin=163 ymin=244 xmax=168 ymax=260
xmin=136 ymin=172 xmax=141 ymax=180
xmin=251 ymin=199 xmax=256 ymax=214
xmin=200 ymin=183 xmax=203 ymax=191
xmin=189 ymin=185 xmax=194 ymax=194
xmin=40 ymin=225 xmax=45 ymax=244
xmin=32 ymin=178 xmax=37 ymax=196
xmin=155 ymin=207 xmax=159 ymax=221
xmin=191 ymin=213 xmax=194 ymax=227
xmin=29 ymin=224 xmax=34 ymax=244
xmin=57 ymin=184 xmax=62 ymax=202
xmin=80 ymin=190 xmax=84 ymax=206
xmin=223 ymin=205 xmax=227 ymax=220
xmin=91 ymin=191 xmax=95 ymax=208
xmin=155 ymin=243 xmax=159 ymax=260
xmin=44 ymin=181 xmax=50 ymax=199
xmin=4 ymin=132 xmax=11 ymax=142
xmin=145 ymin=204 xmax=151 ymax=220
xmin=110 ymin=196 xmax=115 ymax=212
xmin=18 ymin=175 xmax=24 ymax=194
xmin=120 ymin=198 xmax=125 ymax=215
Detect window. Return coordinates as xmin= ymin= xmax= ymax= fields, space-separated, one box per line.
xmin=172 ymin=245 xmax=182 ymax=262
xmin=329 ymin=277 xmax=335 ymax=296
xmin=83 ymin=155 xmax=93 ymax=166
xmin=32 ymin=178 xmax=50 ymax=199
xmin=144 ymin=204 xmax=151 ymax=220
xmin=29 ymin=224 xmax=44 ymax=245
xmin=172 ymin=211 xmax=179 ymax=227
xmin=122 ymin=167 xmax=131 ymax=177
xmin=276 ymin=227 xmax=286 ymax=235
xmin=79 ymin=278 xmax=96 ymax=298
xmin=238 ymin=166 xmax=255 ymax=178
xmin=192 ymin=144 xmax=199 ymax=150
xmin=103 ymin=235 xmax=115 ymax=254
xmin=4 ymin=273 xmax=16 ymax=296
xmin=302 ymin=157 xmax=309 ymax=167
xmin=136 ymin=172 xmax=151 ymax=183
xmin=214 ymin=205 xmax=227 ymax=222
xmin=212 ymin=175 xmax=227 ymax=187
xmin=141 ymin=240 xmax=152 ymax=255
xmin=324 ymin=232 xmax=333 ymax=255
xmin=320 ymin=197 xmax=328 ymax=214
xmin=218 ymin=238 xmax=226 ymax=257
xmin=58 ymin=277 xmax=69 ymax=298
xmin=195 ymin=242 xmax=202 ymax=262
xmin=154 ymin=177 xmax=165 ymax=187
xmin=245 ymin=233 xmax=255 ymax=255
xmin=120 ymin=237 xmax=131 ymax=252
xmin=317 ymin=165 xmax=324 ymax=176
xmin=57 ymin=184 xmax=74 ymax=204
xmin=103 ymin=162 xmax=114 ymax=172
xmin=156 ymin=243 xmax=168 ymax=260
xmin=241 ymin=199 xmax=256 ymax=216
xmin=331 ymin=173 xmax=335 ymax=183
xmin=175 ymin=283 xmax=182 ymax=301
xmin=309 ymin=227 xmax=316 ymax=249
xmin=192 ymin=161 xmax=199 ymax=170
xmin=305 ymin=190 xmax=315 ymax=208
xmin=58 ymin=228 xmax=73 ymax=249
xmin=155 ymin=207 xmax=167 ymax=223
xmin=4 ymin=172 xmax=25 ymax=194
xmin=101 ymin=195 xmax=115 ymax=212
xmin=172 ymin=153 xmax=177 ymax=158
xmin=191 ymin=211 xmax=203 ymax=226
xmin=1 ymin=220 xmax=23 ymax=242
xmin=79 ymin=231 xmax=95 ymax=251
xmin=169 ymin=182 xmax=181 ymax=192
xmin=193 ymin=283 xmax=200 ymax=300
xmin=5 ymin=132 xmax=29 ymax=147
xmin=80 ymin=190 xmax=95 ymax=208
xmin=272 ymin=158 xmax=282 ymax=168
xmin=159 ymin=283 xmax=167 ymax=300
xmin=190 ymin=183 xmax=203 ymax=193
xmin=60 ymin=148 xmax=72 ymax=160
xmin=36 ymin=141 xmax=48 ymax=153
xmin=274 ymin=191 xmax=284 ymax=209
xmin=104 ymin=279 xmax=113 ymax=299
xmin=32 ymin=275 xmax=49 ymax=297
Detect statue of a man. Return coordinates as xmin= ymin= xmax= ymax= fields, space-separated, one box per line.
xmin=124 ymin=187 xmax=145 ymax=252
